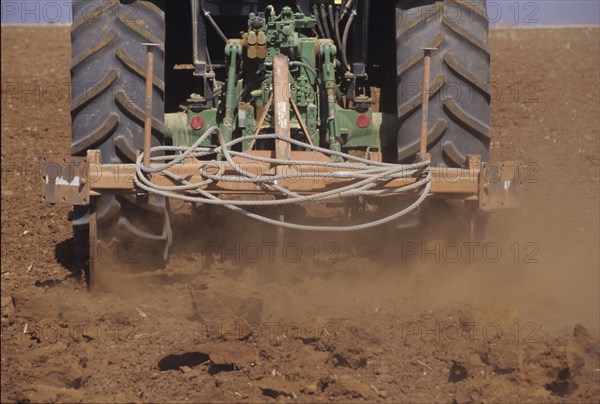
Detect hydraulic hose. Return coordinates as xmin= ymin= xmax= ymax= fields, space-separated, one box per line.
xmin=330 ymin=5 xmax=343 ymax=55
xmin=342 ymin=6 xmax=358 ymax=71
xmin=134 ymin=127 xmax=432 ymax=232
xmin=320 ymin=4 xmax=332 ymax=39
xmin=341 ymin=0 xmax=355 ymax=21
xmin=313 ymin=4 xmax=325 ymax=38
xmin=336 ymin=7 xmax=351 ymax=71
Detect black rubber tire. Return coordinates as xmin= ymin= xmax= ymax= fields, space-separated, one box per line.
xmin=70 ymin=0 xmax=171 ymax=272
xmin=395 ymin=0 xmax=490 ymax=166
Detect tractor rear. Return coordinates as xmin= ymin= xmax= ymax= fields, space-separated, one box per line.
xmin=41 ymin=0 xmax=523 ymax=288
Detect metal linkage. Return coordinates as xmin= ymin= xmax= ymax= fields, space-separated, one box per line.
xmin=133 ymin=126 xmax=431 ymax=232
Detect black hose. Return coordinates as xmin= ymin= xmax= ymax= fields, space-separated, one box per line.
xmin=333 ymin=6 xmax=348 ymax=71
xmin=203 ymin=9 xmax=228 ymax=44
xmin=320 ymin=4 xmax=332 ymax=39
xmin=342 ymin=7 xmax=357 ymax=71
xmin=329 ymin=6 xmax=341 ymax=47
xmin=313 ymin=4 xmax=325 ymax=38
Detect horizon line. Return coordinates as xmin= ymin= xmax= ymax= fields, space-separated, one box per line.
xmin=2 ymin=22 xmax=599 ymax=29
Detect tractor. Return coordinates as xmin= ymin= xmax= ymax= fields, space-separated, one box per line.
xmin=41 ymin=0 xmax=522 ymax=288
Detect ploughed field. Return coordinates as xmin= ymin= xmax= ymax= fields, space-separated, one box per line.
xmin=1 ymin=25 xmax=599 ymax=402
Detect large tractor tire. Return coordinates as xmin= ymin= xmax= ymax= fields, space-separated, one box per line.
xmin=70 ymin=0 xmax=171 ymax=284
xmin=396 ymin=0 xmax=490 ymax=166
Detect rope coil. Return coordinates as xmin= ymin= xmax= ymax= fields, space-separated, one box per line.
xmin=134 ymin=127 xmax=431 ymax=232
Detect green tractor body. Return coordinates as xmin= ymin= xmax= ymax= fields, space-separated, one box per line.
xmin=165 ymin=4 xmax=387 ymax=159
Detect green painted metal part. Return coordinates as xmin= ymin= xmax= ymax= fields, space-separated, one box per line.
xmin=165 ymin=6 xmax=393 ymax=159
xmin=165 ymin=110 xmax=218 ymax=148
xmin=165 ymin=110 xmax=397 ymax=153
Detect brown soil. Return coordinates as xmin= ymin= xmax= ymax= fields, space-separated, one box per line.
xmin=1 ymin=25 xmax=599 ymax=403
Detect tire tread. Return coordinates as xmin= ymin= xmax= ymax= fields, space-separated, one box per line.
xmin=396 ymin=0 xmax=490 ymax=166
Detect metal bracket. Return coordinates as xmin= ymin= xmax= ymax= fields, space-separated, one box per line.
xmin=41 ymin=156 xmax=89 ymax=205
xmin=479 ymin=161 xmax=524 ymax=210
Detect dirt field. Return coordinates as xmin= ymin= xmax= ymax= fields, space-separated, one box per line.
xmin=1 ymin=25 xmax=599 ymax=403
